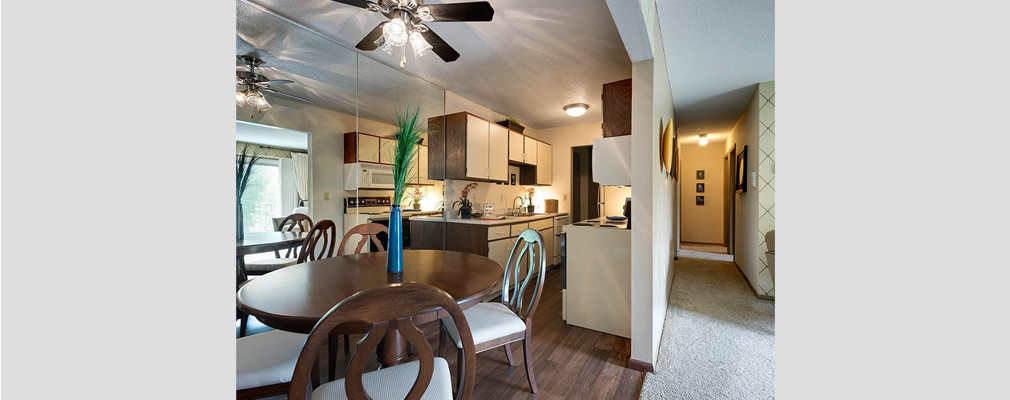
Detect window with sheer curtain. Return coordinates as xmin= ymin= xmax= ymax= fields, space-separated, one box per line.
xmin=241 ymin=158 xmax=282 ymax=234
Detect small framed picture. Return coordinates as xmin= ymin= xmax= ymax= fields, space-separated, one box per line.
xmin=510 ymin=173 xmax=517 ymax=186
xmin=696 ymin=196 xmax=705 ymax=205
xmin=697 ymin=170 xmax=705 ymax=180
xmin=696 ymin=183 xmax=705 ymax=193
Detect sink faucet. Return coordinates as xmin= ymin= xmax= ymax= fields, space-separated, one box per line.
xmin=511 ymin=196 xmax=526 ymax=216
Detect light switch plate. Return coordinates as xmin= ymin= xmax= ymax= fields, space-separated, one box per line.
xmin=562 ymin=194 xmax=568 ymax=201
xmin=751 ymin=172 xmax=757 ymax=187
xmin=324 ymin=192 xmax=330 ymax=200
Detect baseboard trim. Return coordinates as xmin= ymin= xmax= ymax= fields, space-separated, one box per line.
xmin=628 ymin=358 xmax=654 ymax=373
xmin=733 ymin=260 xmax=775 ymax=301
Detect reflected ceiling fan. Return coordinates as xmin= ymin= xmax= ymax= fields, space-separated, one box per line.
xmin=235 ymin=55 xmax=316 ymax=118
xmin=332 ymin=0 xmax=494 ymax=67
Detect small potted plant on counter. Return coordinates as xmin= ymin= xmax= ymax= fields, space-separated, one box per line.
xmin=496 ymin=117 xmax=525 ymax=133
xmin=409 ymin=187 xmax=423 ymax=210
xmin=525 ymin=187 xmax=536 ymax=214
xmin=453 ymin=182 xmax=479 ymax=219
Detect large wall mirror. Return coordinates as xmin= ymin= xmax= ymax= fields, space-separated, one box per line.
xmin=236 ymin=0 xmax=447 ymax=259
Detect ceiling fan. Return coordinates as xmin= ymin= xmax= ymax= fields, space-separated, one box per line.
xmin=235 ymin=55 xmax=316 ymax=118
xmin=332 ymin=0 xmax=494 ymax=66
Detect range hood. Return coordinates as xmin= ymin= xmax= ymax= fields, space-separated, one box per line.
xmin=592 ymin=136 xmax=632 ymax=186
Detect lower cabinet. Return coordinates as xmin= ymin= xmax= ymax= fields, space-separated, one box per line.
xmin=488 ymin=238 xmax=512 ymax=271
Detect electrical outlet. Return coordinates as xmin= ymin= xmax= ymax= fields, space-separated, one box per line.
xmin=324 ymin=192 xmax=330 ymax=201
xmin=562 ymin=194 xmax=568 ymax=201
xmin=500 ymin=194 xmax=505 ymax=203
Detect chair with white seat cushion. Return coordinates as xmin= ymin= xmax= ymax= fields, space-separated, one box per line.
xmin=245 ymin=213 xmax=313 ymax=275
xmin=288 ymin=282 xmax=477 ymax=400
xmin=236 ymin=329 xmax=308 ymax=399
xmin=438 ymin=228 xmax=547 ymax=394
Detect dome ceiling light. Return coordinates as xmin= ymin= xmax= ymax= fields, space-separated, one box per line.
xmin=698 ymin=134 xmax=709 ymax=146
xmin=564 ymin=103 xmax=589 ymax=117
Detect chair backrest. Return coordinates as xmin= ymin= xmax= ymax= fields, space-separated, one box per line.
xmin=288 ymin=283 xmax=476 ymax=400
xmin=337 ymin=223 xmax=389 ymax=256
xmin=278 ymin=213 xmax=313 ymax=233
xmin=501 ymin=229 xmax=548 ymax=321
xmin=296 ymin=220 xmax=337 ymax=263
xmin=278 ymin=213 xmax=313 ymax=258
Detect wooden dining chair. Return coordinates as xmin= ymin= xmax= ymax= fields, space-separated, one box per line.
xmin=328 ymin=222 xmax=390 ymax=381
xmin=438 ymin=228 xmax=547 ymax=394
xmin=288 ymin=283 xmax=477 ymax=400
xmin=236 ymin=328 xmax=310 ymax=399
xmin=297 ymin=219 xmax=337 ymax=263
xmin=245 ymin=213 xmax=313 ymax=276
xmin=337 ymin=222 xmax=389 ymax=255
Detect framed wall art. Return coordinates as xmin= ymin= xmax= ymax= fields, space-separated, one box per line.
xmin=696 ymin=196 xmax=705 ymax=205
xmin=736 ymin=145 xmax=748 ymax=193
xmin=696 ymin=183 xmax=705 ymax=193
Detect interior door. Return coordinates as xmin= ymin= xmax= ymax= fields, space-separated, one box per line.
xmin=509 ymin=131 xmax=524 ymax=163
xmin=524 ymin=136 xmax=538 ymax=165
xmin=724 ymin=146 xmax=736 ymax=255
xmin=537 ymin=141 xmax=552 ymax=185
xmin=488 ymin=123 xmax=509 ymax=182
xmin=465 ymin=115 xmax=489 ymax=179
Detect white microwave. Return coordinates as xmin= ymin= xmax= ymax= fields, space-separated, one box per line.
xmin=343 ymin=163 xmax=395 ymax=190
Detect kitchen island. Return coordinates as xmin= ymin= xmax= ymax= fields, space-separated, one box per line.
xmin=409 ymin=213 xmax=569 ymax=273
xmin=562 ymin=217 xmax=631 ymax=338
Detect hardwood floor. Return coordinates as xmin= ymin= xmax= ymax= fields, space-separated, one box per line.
xmin=323 ymin=267 xmax=644 ymax=399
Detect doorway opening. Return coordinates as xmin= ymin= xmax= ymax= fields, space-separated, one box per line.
xmin=570 ymin=145 xmax=601 ymax=223
xmin=677 ymin=141 xmax=733 ymax=262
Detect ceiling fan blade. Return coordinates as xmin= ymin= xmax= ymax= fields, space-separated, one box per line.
xmin=261 ymin=88 xmax=317 ymax=104
xmin=257 ymin=79 xmax=295 ymax=86
xmin=356 ymin=21 xmax=389 ymax=51
xmin=426 ymin=2 xmax=494 ymax=22
xmin=329 ymin=0 xmax=372 ymax=9
xmin=421 ymin=29 xmax=460 ymax=62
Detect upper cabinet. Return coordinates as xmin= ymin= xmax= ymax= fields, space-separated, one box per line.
xmin=428 ymin=112 xmax=509 ymax=183
xmin=508 ymin=131 xmax=524 ymax=163
xmin=344 ymin=132 xmax=382 ymax=164
xmin=536 ymin=141 xmax=552 ymax=185
xmin=417 ymin=145 xmax=431 ymax=185
xmin=524 ymin=136 xmax=538 ymax=166
xmin=379 ymin=137 xmax=397 ymax=164
xmin=602 ymin=79 xmax=632 ymax=137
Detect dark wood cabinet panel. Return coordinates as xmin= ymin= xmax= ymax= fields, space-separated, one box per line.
xmin=446 ymin=223 xmax=489 ymax=257
xmin=409 ymin=220 xmax=444 ymax=250
xmin=427 ymin=117 xmax=446 ymax=180
xmin=602 ymin=79 xmax=632 ymax=137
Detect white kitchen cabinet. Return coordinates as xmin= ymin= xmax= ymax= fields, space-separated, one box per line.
xmin=509 ymin=131 xmax=524 ymax=163
xmin=358 ymin=134 xmax=381 ymax=164
xmin=540 ymin=227 xmax=554 ymax=266
xmin=416 ymin=145 xmax=429 ymax=184
xmin=465 ymin=115 xmax=490 ymax=180
xmin=536 ymin=141 xmax=552 ymax=185
xmin=379 ymin=137 xmax=396 ymax=164
xmin=488 ymin=238 xmax=512 ymax=271
xmin=524 ymin=136 xmax=538 ymax=165
xmin=488 ymin=123 xmax=509 ymax=182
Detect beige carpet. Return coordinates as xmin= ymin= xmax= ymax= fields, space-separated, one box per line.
xmin=639 ymin=256 xmax=775 ymax=399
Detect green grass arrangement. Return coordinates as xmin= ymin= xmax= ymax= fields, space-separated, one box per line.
xmin=236 ymin=143 xmax=262 ymax=201
xmin=391 ymin=104 xmax=425 ymax=206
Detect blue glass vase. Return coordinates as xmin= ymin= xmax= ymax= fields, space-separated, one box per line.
xmin=386 ymin=205 xmax=404 ymax=274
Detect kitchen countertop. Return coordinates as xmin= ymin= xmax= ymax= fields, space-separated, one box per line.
xmin=366 ymin=210 xmax=440 ymax=221
xmin=563 ymin=216 xmax=629 ymax=230
xmin=409 ymin=212 xmax=568 ymax=226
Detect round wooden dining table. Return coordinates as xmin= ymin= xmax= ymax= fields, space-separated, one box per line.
xmin=236 ymin=249 xmax=503 ymax=367
xmin=236 ymin=231 xmax=307 ymax=286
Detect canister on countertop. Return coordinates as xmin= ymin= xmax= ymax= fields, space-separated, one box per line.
xmin=544 ymin=199 xmax=559 ymax=213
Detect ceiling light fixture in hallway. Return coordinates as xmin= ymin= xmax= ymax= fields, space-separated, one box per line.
xmin=698 ymin=134 xmax=709 ymax=146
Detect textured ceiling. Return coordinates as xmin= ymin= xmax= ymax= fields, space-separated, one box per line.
xmin=657 ymin=0 xmax=774 ymax=138
xmin=237 ymin=0 xmax=445 ymax=126
xmin=241 ymin=0 xmax=631 ymax=129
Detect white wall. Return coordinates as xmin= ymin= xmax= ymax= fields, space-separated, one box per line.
xmin=725 ymin=85 xmax=764 ymax=296
xmin=629 ymin=8 xmax=676 ymax=368
xmin=680 ymin=143 xmax=725 ymax=244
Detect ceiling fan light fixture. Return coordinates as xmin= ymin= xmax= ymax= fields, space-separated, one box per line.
xmin=236 ymin=90 xmax=249 ymax=107
xmin=416 ymin=6 xmax=434 ymax=21
xmin=383 ymin=18 xmax=409 ymax=47
xmin=409 ymin=31 xmax=432 ymax=58
xmin=254 ymin=93 xmax=272 ymax=111
xmin=564 ymin=103 xmax=589 ymax=117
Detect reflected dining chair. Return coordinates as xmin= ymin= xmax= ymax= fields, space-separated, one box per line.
xmin=438 ymin=228 xmax=547 ymax=394
xmin=327 ymin=222 xmax=390 ymax=380
xmin=236 ymin=328 xmax=310 ymax=399
xmin=296 ymin=219 xmax=337 ymax=263
xmin=288 ymin=282 xmax=477 ymax=400
xmin=245 ymin=213 xmax=313 ymax=276
xmin=337 ymin=222 xmax=389 ymax=255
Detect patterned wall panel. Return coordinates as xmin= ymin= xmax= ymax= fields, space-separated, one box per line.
xmin=756 ymin=81 xmax=775 ymax=297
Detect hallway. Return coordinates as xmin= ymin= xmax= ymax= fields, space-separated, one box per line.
xmin=640 ymin=256 xmax=775 ymax=399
